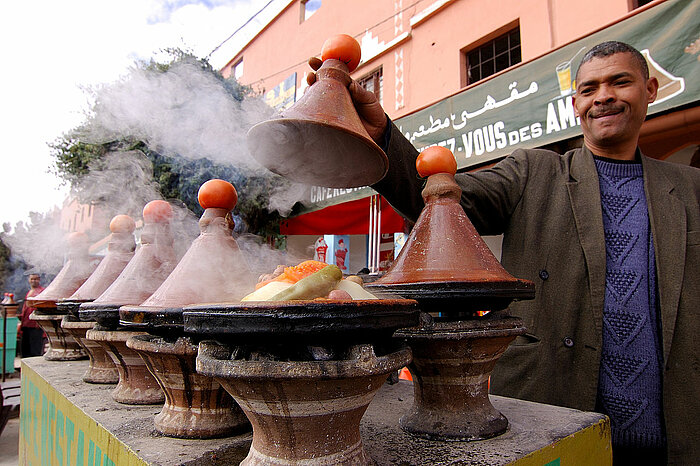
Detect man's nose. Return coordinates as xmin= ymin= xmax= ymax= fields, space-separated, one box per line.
xmin=594 ymin=84 xmax=615 ymax=104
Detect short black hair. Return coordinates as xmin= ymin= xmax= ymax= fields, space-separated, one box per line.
xmin=576 ymin=41 xmax=649 ymax=81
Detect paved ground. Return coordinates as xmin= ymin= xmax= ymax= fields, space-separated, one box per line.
xmin=0 ymin=417 xmax=19 ymax=466
xmin=1 ymin=357 xmax=21 ymax=466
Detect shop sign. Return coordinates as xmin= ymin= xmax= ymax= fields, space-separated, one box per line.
xmin=297 ymin=0 xmax=699 ymax=214
xmin=397 ymin=0 xmax=697 ymax=168
xmin=264 ymin=72 xmax=297 ymax=110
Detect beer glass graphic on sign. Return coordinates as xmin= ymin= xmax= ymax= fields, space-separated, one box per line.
xmin=555 ymin=46 xmax=586 ymax=96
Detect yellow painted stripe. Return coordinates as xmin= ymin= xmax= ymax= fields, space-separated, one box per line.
xmin=18 ymin=361 xmax=147 ymax=466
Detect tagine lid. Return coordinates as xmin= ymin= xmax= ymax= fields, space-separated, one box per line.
xmin=27 ymin=232 xmax=99 ymax=308
xmin=247 ymin=34 xmax=388 ymax=188
xmin=64 ymin=215 xmax=137 ymax=303
xmin=366 ymin=146 xmax=534 ymax=304
xmin=79 ymin=201 xmax=178 ymax=326
xmin=119 ymin=180 xmax=255 ymax=330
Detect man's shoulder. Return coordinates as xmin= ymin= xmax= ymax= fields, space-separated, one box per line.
xmin=644 ymin=155 xmax=699 ymax=178
xmin=506 ymin=146 xmax=583 ymax=174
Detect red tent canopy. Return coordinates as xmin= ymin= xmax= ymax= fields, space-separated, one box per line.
xmin=280 ymin=196 xmax=405 ymax=235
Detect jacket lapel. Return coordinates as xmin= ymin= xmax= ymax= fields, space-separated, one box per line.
xmin=642 ymin=155 xmax=685 ymax=364
xmin=566 ymin=147 xmax=606 ymax=333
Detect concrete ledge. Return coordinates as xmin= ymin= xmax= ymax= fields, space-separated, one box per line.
xmin=19 ymin=357 xmax=611 ymax=465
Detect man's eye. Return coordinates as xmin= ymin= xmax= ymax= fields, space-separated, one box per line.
xmin=579 ymin=88 xmax=593 ymax=95
xmin=615 ymin=80 xmax=630 ymax=86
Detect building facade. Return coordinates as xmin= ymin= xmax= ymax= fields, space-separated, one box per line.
xmin=221 ymin=0 xmax=699 ymax=269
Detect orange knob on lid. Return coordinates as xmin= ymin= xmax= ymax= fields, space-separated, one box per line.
xmin=67 ymin=231 xmax=89 ymax=247
xmin=143 ymin=200 xmax=173 ymax=224
xmin=109 ymin=214 xmax=136 ymax=233
xmin=321 ymin=34 xmax=362 ymax=72
xmin=198 ymin=179 xmax=238 ymax=211
xmin=416 ymin=146 xmax=458 ymax=177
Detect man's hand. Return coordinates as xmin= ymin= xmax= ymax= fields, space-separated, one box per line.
xmin=307 ymin=57 xmax=387 ymax=143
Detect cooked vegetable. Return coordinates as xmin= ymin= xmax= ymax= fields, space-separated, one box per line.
xmin=345 ymin=275 xmax=364 ymax=285
xmin=269 ymin=265 xmax=342 ymax=301
xmin=241 ymin=281 xmax=293 ymax=302
xmin=255 ymin=260 xmax=328 ymax=290
xmin=336 ymin=279 xmax=378 ymax=300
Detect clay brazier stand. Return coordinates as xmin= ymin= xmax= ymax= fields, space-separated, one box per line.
xmin=185 ymin=299 xmax=420 ymax=465
xmin=367 ymin=171 xmax=535 ymax=441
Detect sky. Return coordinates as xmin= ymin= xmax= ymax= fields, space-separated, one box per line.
xmin=0 ymin=0 xmax=285 ymax=229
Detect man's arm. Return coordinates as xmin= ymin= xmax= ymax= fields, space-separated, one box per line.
xmin=372 ymin=120 xmax=529 ymax=234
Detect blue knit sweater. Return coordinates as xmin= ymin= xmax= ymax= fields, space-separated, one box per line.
xmin=594 ymin=156 xmax=665 ymax=450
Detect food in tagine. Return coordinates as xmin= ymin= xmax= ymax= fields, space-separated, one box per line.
xmin=241 ymin=260 xmax=377 ymax=301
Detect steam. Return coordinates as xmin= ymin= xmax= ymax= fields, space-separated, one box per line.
xmin=3 ymin=219 xmax=67 ymax=274
xmin=5 ymin=55 xmax=324 ymax=295
xmin=84 ymin=60 xmax=274 ymax=169
xmin=236 ymin=233 xmax=307 ymax=279
xmin=80 ymin=58 xmax=315 ymax=217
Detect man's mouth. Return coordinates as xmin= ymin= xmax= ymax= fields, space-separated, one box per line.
xmin=589 ymin=106 xmax=624 ymax=119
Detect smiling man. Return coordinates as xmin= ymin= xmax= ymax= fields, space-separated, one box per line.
xmin=309 ymin=40 xmax=700 ymax=464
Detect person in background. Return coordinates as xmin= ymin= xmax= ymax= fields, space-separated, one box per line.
xmin=308 ymin=41 xmax=699 ymax=464
xmin=19 ymin=273 xmax=45 ymax=357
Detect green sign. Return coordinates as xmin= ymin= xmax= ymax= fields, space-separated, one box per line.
xmin=298 ymin=0 xmax=699 ymax=214
xmin=396 ymin=0 xmax=697 ymax=168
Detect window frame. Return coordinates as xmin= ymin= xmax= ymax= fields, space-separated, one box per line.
xmin=357 ymin=66 xmax=383 ymax=106
xmin=460 ymin=21 xmax=521 ymax=87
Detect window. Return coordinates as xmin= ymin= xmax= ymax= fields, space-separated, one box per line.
xmin=631 ymin=0 xmax=654 ymax=8
xmin=232 ymin=59 xmax=243 ymax=80
xmin=466 ymin=27 xmax=521 ymax=85
xmin=300 ymin=0 xmax=321 ymax=22
xmin=358 ymin=67 xmax=383 ymax=106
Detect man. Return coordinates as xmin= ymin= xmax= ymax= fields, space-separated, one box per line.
xmin=308 ymin=41 xmax=699 ymax=463
xmin=19 ymin=273 xmax=45 ymax=357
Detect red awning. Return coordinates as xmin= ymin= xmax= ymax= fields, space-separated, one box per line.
xmin=280 ymin=196 xmax=405 ymax=235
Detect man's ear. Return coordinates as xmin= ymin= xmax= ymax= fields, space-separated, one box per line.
xmin=647 ymin=76 xmax=659 ymax=104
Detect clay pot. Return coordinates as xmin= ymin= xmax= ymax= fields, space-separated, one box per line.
xmin=27 ymin=232 xmax=99 ymax=313
xmin=197 ymin=341 xmax=412 ymax=465
xmin=26 ymin=232 xmax=98 ymax=360
xmin=61 ymin=315 xmax=118 ymax=384
xmin=78 ymin=202 xmax=177 ymax=404
xmin=118 ymin=183 xmax=254 ymax=438
xmin=127 ymin=335 xmax=249 ymax=438
xmin=86 ymin=328 xmax=163 ymax=405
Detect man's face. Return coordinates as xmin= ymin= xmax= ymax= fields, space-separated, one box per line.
xmin=573 ymin=53 xmax=658 ymax=153
xmin=29 ymin=275 xmax=41 ymax=288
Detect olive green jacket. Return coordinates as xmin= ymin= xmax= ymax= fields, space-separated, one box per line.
xmin=374 ymin=123 xmax=700 ymax=464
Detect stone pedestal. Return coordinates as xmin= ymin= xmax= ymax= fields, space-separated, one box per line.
xmin=30 ymin=312 xmax=87 ymax=361
xmin=127 ymin=335 xmax=249 ymax=438
xmin=197 ymin=341 xmax=412 ymax=465
xmin=85 ymin=328 xmax=163 ymax=404
xmin=61 ymin=316 xmax=118 ymax=384
xmin=396 ymin=316 xmax=525 ymax=441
